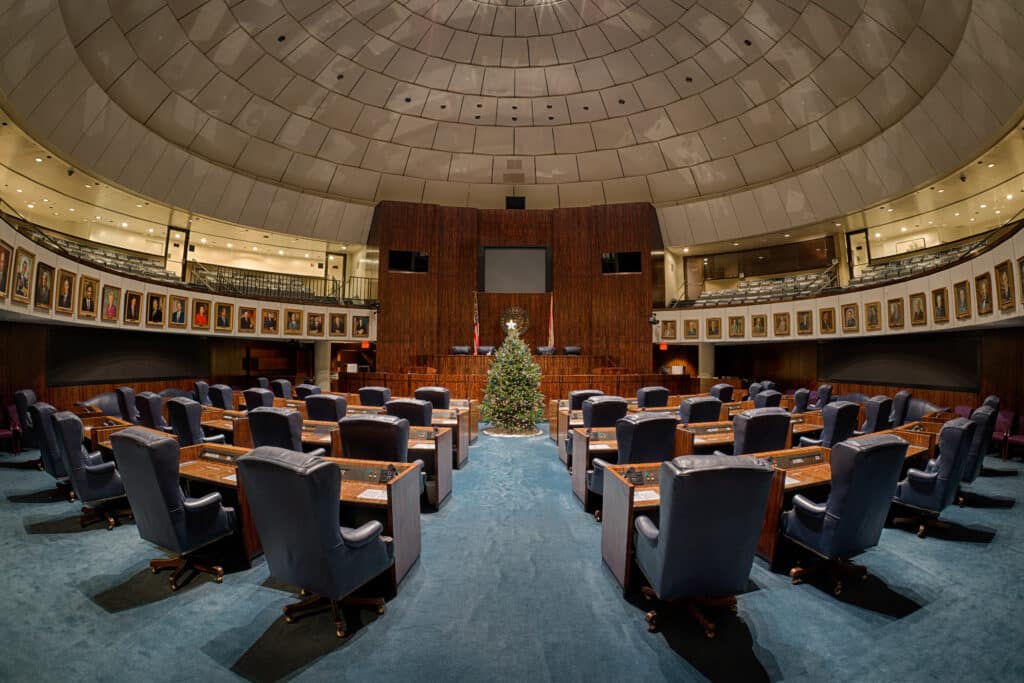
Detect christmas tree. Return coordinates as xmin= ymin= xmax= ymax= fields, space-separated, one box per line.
xmin=481 ymin=322 xmax=544 ymax=434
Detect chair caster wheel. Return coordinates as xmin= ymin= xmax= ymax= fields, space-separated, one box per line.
xmin=833 ymin=582 xmax=843 ymax=596
xmin=285 ymin=616 xmax=294 ymax=624
xmin=645 ymin=610 xmax=657 ymax=632
xmin=377 ymin=605 xmax=385 ymax=615
xmin=300 ymin=589 xmax=309 ymax=597
xmin=705 ymin=629 xmax=716 ymax=639
xmin=335 ymin=628 xmax=345 ymax=638
xmin=917 ymin=525 xmax=927 ymax=538
xmin=169 ymin=582 xmax=179 ymax=592
xmin=729 ymin=604 xmax=738 ymax=615
xmin=215 ymin=576 xmax=223 ymax=584
xmin=594 ymin=510 xmax=601 ymax=522
xmin=151 ymin=567 xmax=158 ymax=575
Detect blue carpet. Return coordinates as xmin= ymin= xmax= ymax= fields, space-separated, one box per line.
xmin=1 ymin=429 xmax=1023 ymax=682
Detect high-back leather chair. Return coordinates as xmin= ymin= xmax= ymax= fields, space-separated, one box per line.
xmin=783 ymin=434 xmax=908 ymax=593
xmin=634 ymin=455 xmax=773 ymax=636
xmin=109 ymin=428 xmax=235 ymax=590
xmin=166 ymin=398 xmax=225 ymax=447
xmin=135 ymin=392 xmax=172 ymax=432
xmin=385 ymin=399 xmax=433 ymax=427
xmin=568 ymin=389 xmax=603 ymax=411
xmin=160 ymin=389 xmax=192 ymax=400
xmin=535 ymin=346 xmax=555 ymax=355
xmin=14 ymin=389 xmax=38 ymax=448
xmin=209 ymin=384 xmax=234 ymax=410
xmin=194 ymin=381 xmax=212 ymax=406
xmin=236 ymin=448 xmax=394 ymax=637
xmin=414 ymin=386 xmax=450 ymax=410
xmin=793 ymin=388 xmax=810 ymax=414
xmin=761 ymin=381 xmax=776 ymax=391
xmin=730 ymin=408 xmax=791 ymax=455
xmin=477 ymin=346 xmax=495 ymax=355
xmin=709 ymin=383 xmax=733 ymax=402
xmin=75 ymin=392 xmax=120 ymax=418
xmin=116 ymin=387 xmax=140 ymax=423
xmin=893 ymin=418 xmax=976 ymax=537
xmin=905 ymin=398 xmax=943 ymax=422
xmin=358 ymin=386 xmax=391 ymax=407
xmin=256 ymin=377 xmax=270 ymax=390
xmin=810 ymin=384 xmax=833 ymax=410
xmin=451 ymin=345 xmax=471 ymax=355
xmin=800 ymin=401 xmax=860 ymax=448
xmin=563 ymin=346 xmax=581 ymax=355
xmin=339 ymin=414 xmax=410 ymax=462
xmin=678 ymin=396 xmax=722 ymax=426
xmin=753 ymin=390 xmax=782 ymax=408
xmin=243 ymin=388 xmax=275 ymax=411
xmin=961 ymin=406 xmax=996 ymax=484
xmin=859 ymin=396 xmax=892 ymax=434
xmin=745 ymin=382 xmax=763 ymax=400
xmin=294 ymin=384 xmax=321 ymax=400
xmin=890 ymin=390 xmax=911 ymax=426
xmin=51 ymin=411 xmax=127 ymax=528
xmin=271 ymin=379 xmax=293 ymax=399
xmin=306 ymin=394 xmax=347 ymax=422
xmin=636 ymin=386 xmax=670 ymax=408
xmin=28 ymin=402 xmax=68 ymax=484
xmin=583 ymin=396 xmax=629 ymax=428
xmin=587 ymin=413 xmax=678 ymax=499
xmin=249 ymin=407 xmax=312 ymax=453
xmin=983 ymin=395 xmax=1000 ymax=411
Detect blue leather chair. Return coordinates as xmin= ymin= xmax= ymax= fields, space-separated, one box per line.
xmin=637 ymin=386 xmax=670 ymax=409
xmin=385 ymin=399 xmax=432 ymax=427
xmin=800 ymin=401 xmax=860 ymax=448
xmin=890 ymin=390 xmax=911 ymax=426
xmin=116 ymin=387 xmax=140 ymax=423
xmin=783 ymin=434 xmax=907 ymax=594
xmin=892 ymin=418 xmax=977 ymax=537
xmin=339 ymin=415 xmax=425 ymax=493
xmin=414 ymin=386 xmax=451 ymax=410
xmin=858 ymin=396 xmax=892 ymax=434
xmin=563 ymin=346 xmax=582 ymax=355
xmin=271 ymin=379 xmax=293 ymax=399
xmin=905 ymin=398 xmax=943 ymax=422
xmin=678 ymin=396 xmax=722 ymax=426
xmin=536 ymin=346 xmax=555 ymax=355
xmin=744 ymin=382 xmax=763 ymax=401
xmin=166 ymin=398 xmax=225 ymax=447
xmin=249 ymin=407 xmax=323 ymax=455
xmin=587 ymin=413 xmax=677 ymax=504
xmin=477 ymin=346 xmax=495 ymax=355
xmin=194 ymin=381 xmax=212 ymax=406
xmin=709 ymin=383 xmax=734 ymax=402
xmin=567 ymin=396 xmax=628 ymax=467
xmin=761 ymin=381 xmax=776 ymax=391
xmin=14 ymin=389 xmax=38 ymax=450
xmin=136 ymin=392 xmax=174 ymax=433
xmin=961 ymin=406 xmax=996 ymax=484
xmin=294 ymin=384 xmax=321 ymax=400
xmin=256 ymin=377 xmax=270 ymax=390
xmin=159 ymin=388 xmax=192 ymax=400
xmin=792 ymin=388 xmax=810 ymax=414
xmin=753 ymin=390 xmax=782 ymax=409
xmin=809 ymin=384 xmax=833 ymax=410
xmin=634 ymin=455 xmax=773 ymax=636
xmin=110 ymin=427 xmax=236 ymax=590
xmin=726 ymin=408 xmax=791 ymax=455
xmin=307 ymin=394 xmax=347 ymax=422
xmin=28 ymin=402 xmax=72 ymax=498
xmin=243 ymin=388 xmax=274 ymax=411
xmin=451 ymin=346 xmax=471 ymax=355
xmin=358 ymin=386 xmax=391 ymax=407
xmin=568 ymin=389 xmax=603 ymax=410
xmin=51 ymin=411 xmax=128 ymax=529
xmin=208 ymin=384 xmax=234 ymax=410
xmin=75 ymin=391 xmax=120 ymax=418
xmin=983 ymin=395 xmax=1000 ymax=410
xmin=236 ymin=447 xmax=394 ymax=637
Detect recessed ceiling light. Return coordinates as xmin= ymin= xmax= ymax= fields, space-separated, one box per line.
xmin=226 ymin=243 xmax=232 ymax=248
xmin=84 ymin=184 xmax=91 ymax=188
xmin=15 ymin=188 xmax=21 ymax=193
xmin=200 ymin=238 xmax=207 ymax=244
xmin=682 ymin=247 xmax=689 ymax=253
xmin=148 ymin=228 xmax=153 ymax=233
xmin=988 ymin=163 xmax=994 ymax=168
xmin=980 ymin=204 xmax=987 ymax=208
xmin=328 ymin=255 xmax=334 ymax=261
xmin=928 ymin=220 xmax=933 ymax=224
xmin=27 ymin=203 xmax=34 ymax=208
xmin=887 ymin=208 xmax=893 ymax=212
xmin=995 ymin=210 xmax=1001 ymax=214
xmin=1007 ymin=194 xmax=1014 ymax=200
xmin=970 ymin=218 xmax=975 ymax=222
xmin=732 ymin=242 xmax=739 ymax=246
xmin=34 ymin=157 xmax=42 ymax=163
xmin=874 ymin=232 xmax=881 ymax=238
xmin=252 ymin=246 xmax=258 ymax=251
xmin=174 ymin=233 xmax=182 ymax=239
xmin=834 ymin=223 xmax=840 ymax=226
xmin=784 ymin=233 xmax=790 ymax=238
xmin=938 ymin=188 xmax=944 ymax=193
xmin=901 ymin=227 xmax=907 ymax=232
xmin=954 ymin=212 xmax=960 ymax=216
xmin=278 ymin=250 xmax=284 ymax=255
xmin=121 ymin=222 xmax=128 ymax=228
xmin=304 ymin=253 xmax=309 ymax=258
xmin=68 ymin=207 xmax=74 ymax=212
xmin=95 ymin=215 xmax=101 ymax=219
xmin=136 ymin=204 xmax=142 ymax=208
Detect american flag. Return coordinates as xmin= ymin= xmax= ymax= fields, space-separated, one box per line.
xmin=547 ymin=293 xmax=554 ymax=347
xmin=473 ymin=291 xmax=480 ymax=355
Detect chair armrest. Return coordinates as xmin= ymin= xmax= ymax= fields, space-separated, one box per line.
xmin=852 ymin=430 xmax=865 ymax=437
xmin=306 ymin=448 xmax=326 ymax=458
xmin=202 ymin=433 xmax=226 ymax=444
xmin=84 ymin=450 xmax=105 ymax=466
xmin=413 ymin=458 xmax=426 ymax=473
xmin=591 ymin=457 xmax=612 ymax=472
xmin=341 ymin=520 xmax=384 ymax=547
xmin=799 ymin=436 xmax=823 ymax=447
xmin=84 ymin=461 xmax=116 ymax=476
xmin=712 ymin=450 xmax=730 ymax=457
xmin=183 ymin=492 xmax=225 ymax=531
xmin=792 ymin=494 xmax=827 ymax=523
xmin=635 ymin=515 xmax=659 ymax=542
xmin=906 ymin=468 xmax=938 ymax=489
xmin=924 ymin=459 xmax=938 ymax=474
xmin=184 ymin=492 xmax=223 ymax=512
xmin=162 ymin=425 xmax=176 ymax=434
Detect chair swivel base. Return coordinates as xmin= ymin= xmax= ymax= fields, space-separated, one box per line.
xmin=283 ymin=592 xmax=386 ymax=638
xmin=150 ymin=556 xmax=224 ymax=591
xmin=789 ymin=558 xmax=867 ymax=596
xmin=641 ymin=586 xmax=737 ymax=638
xmin=80 ymin=504 xmax=131 ymax=531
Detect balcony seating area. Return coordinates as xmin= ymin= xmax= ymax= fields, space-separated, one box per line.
xmin=690 ymin=270 xmax=834 ymax=307
xmin=847 ymin=234 xmax=995 ymax=288
xmin=187 ymin=262 xmax=343 ymax=305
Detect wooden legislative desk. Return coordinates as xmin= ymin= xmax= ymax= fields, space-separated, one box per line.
xmin=547 ymin=395 xmax=692 ymax=443
xmin=570 ymin=428 xmax=617 ymax=512
xmin=98 ymin=425 xmax=178 ymax=452
xmin=429 ymin=354 xmax=606 ymax=376
xmin=673 ymin=414 xmax=824 ymax=455
xmin=81 ymin=416 xmax=132 ymax=451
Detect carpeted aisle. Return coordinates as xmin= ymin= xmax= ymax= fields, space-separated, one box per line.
xmin=1 ymin=428 xmax=1023 ymax=682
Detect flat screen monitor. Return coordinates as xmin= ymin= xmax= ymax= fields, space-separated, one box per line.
xmin=387 ymin=250 xmax=428 ymax=273
xmin=601 ymin=252 xmax=642 ymax=273
xmin=480 ymin=247 xmax=549 ymax=293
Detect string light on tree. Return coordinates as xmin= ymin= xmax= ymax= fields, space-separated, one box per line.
xmin=481 ymin=322 xmax=544 ymax=436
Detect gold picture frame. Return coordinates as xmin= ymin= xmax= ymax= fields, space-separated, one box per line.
xmin=192 ymin=298 xmax=211 ymax=330
xmin=11 ymin=247 xmax=34 ymax=304
xmin=168 ymin=295 xmax=187 ymax=327
xmin=78 ymin=275 xmax=98 ymax=319
xmin=284 ymin=309 xmax=303 ymax=335
xmin=146 ymin=293 xmax=166 ymax=327
xmin=329 ymin=312 xmax=347 ymax=336
xmin=864 ymin=302 xmax=881 ymax=331
xmin=931 ymin=287 xmax=949 ymax=323
xmin=683 ymin=319 xmax=698 ymax=340
xmin=660 ymin=320 xmax=677 ymax=340
xmin=728 ymin=316 xmax=744 ymax=338
xmin=123 ymin=290 xmax=142 ymax=324
xmin=995 ymin=260 xmax=1015 ymax=311
xmin=975 ymin=273 xmax=993 ymax=315
xmin=909 ymin=293 xmax=927 ymax=325
xmin=100 ymin=285 xmax=121 ymax=322
xmin=705 ymin=317 xmax=721 ymax=339
xmin=887 ymin=298 xmax=904 ymax=329
xmin=0 ymin=239 xmax=12 ymax=300
xmin=819 ymin=308 xmax=836 ymax=334
xmin=215 ymin=303 xmax=234 ymax=332
xmin=953 ymin=281 xmax=971 ymax=320
xmin=261 ymin=309 xmax=279 ymax=334
xmin=239 ymin=306 xmax=257 ymax=333
xmin=55 ymin=269 xmax=76 ymax=314
xmin=751 ymin=314 xmax=767 ymax=338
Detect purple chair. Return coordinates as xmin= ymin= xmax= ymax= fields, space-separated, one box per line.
xmin=953 ymin=405 xmax=972 ymax=419
xmin=993 ymin=409 xmax=1014 ymax=459
xmin=2 ymin=405 xmax=21 ymax=453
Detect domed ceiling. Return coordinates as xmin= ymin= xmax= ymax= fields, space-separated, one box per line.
xmin=0 ymin=0 xmax=1023 ymax=246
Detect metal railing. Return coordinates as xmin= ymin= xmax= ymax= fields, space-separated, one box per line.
xmin=344 ymin=275 xmax=378 ymax=303
xmin=187 ymin=261 xmax=351 ymax=305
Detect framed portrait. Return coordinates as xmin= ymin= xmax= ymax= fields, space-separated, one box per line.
xmin=214 ymin=303 xmax=233 ymax=331
xmin=864 ymin=302 xmax=881 ymax=331
xmin=975 ymin=273 xmax=993 ymax=315
xmin=11 ymin=248 xmax=34 ymax=304
xmin=192 ymin=299 xmax=211 ymax=330
xmin=841 ymin=304 xmax=858 ymax=332
xmin=307 ymin=312 xmax=325 ymax=336
xmin=0 ymin=239 xmax=12 ymax=299
xmin=819 ymin=308 xmax=836 ymax=334
xmin=34 ymin=262 xmax=55 ymax=311
xmin=660 ymin=319 xmax=677 ymax=340
xmin=909 ymin=293 xmax=927 ymax=326
xmin=100 ymin=285 xmax=121 ymax=322
xmin=796 ymin=310 xmax=813 ymax=335
xmin=728 ymin=316 xmax=744 ymax=338
xmin=773 ymin=312 xmax=790 ymax=336
xmin=683 ymin=319 xmax=698 ymax=340
xmin=329 ymin=312 xmax=347 ymax=336
xmin=238 ymin=306 xmax=257 ymax=333
xmin=78 ymin=275 xmax=99 ymax=319
xmin=146 ymin=293 xmax=166 ymax=327
xmin=123 ymin=290 xmax=142 ymax=324
xmin=705 ymin=317 xmax=721 ymax=339
xmin=353 ymin=315 xmax=370 ymax=338
xmin=751 ymin=314 xmax=767 ymax=338
xmin=168 ymin=295 xmax=187 ymax=327
xmin=887 ymin=298 xmax=904 ymax=329
xmin=953 ymin=281 xmax=971 ymax=320
xmin=261 ymin=309 xmax=279 ymax=334
xmin=931 ymin=287 xmax=949 ymax=323
xmin=284 ymin=309 xmax=303 ymax=335
xmin=55 ymin=269 xmax=76 ymax=314
xmin=995 ymin=260 xmax=1015 ymax=311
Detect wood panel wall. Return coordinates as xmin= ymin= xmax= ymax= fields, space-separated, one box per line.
xmin=371 ymin=201 xmax=656 ymax=373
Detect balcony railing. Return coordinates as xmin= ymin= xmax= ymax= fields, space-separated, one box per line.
xmin=186 ymin=261 xmax=378 ymax=306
